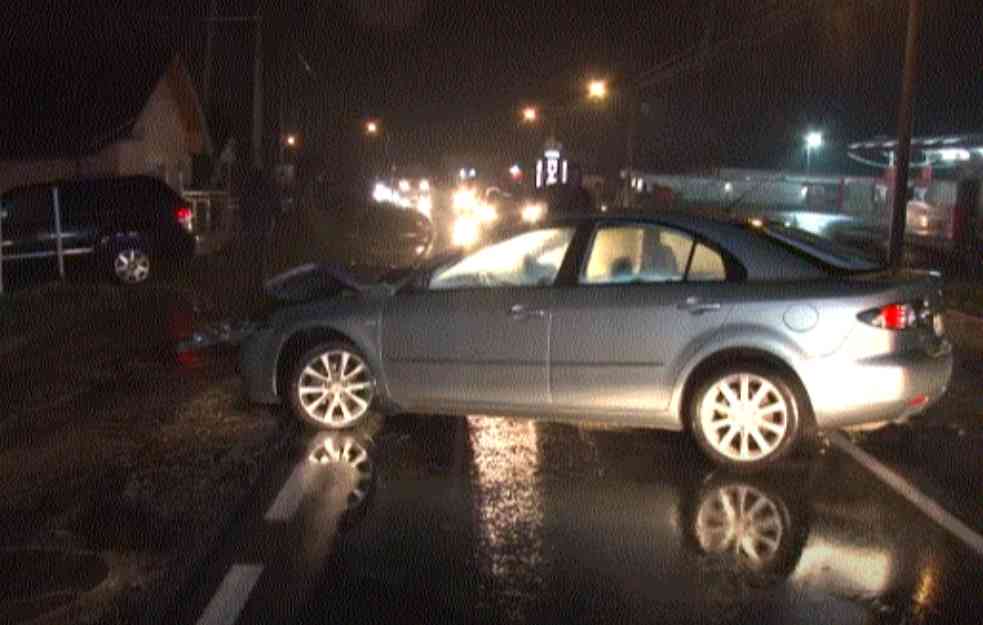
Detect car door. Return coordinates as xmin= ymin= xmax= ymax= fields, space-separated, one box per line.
xmin=382 ymin=226 xmax=577 ymax=411
xmin=1 ymin=185 xmax=55 ymax=260
xmin=550 ymin=222 xmax=738 ymax=418
xmin=57 ymin=182 xmax=101 ymax=255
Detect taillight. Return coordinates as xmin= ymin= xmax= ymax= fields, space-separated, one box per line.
xmin=858 ymin=303 xmax=918 ymax=330
xmin=175 ymin=205 xmax=193 ymax=232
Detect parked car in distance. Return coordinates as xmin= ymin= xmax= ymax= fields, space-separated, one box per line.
xmin=240 ymin=213 xmax=953 ymax=471
xmin=0 ymin=175 xmax=196 ymax=284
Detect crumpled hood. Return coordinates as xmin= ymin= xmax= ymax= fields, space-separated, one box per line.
xmin=264 ymin=263 xmax=386 ymax=303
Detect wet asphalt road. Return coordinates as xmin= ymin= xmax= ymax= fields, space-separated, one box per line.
xmin=161 ymin=408 xmax=983 ymax=625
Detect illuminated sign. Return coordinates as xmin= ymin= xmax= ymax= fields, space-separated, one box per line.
xmin=536 ymin=148 xmax=568 ymax=188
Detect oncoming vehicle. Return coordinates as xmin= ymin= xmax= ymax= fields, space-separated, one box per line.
xmin=0 ymin=176 xmax=196 ymax=284
xmin=239 ymin=213 xmax=953 ymax=471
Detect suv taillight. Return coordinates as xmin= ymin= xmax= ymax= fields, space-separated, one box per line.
xmin=175 ymin=205 xmax=193 ymax=233
xmin=858 ymin=301 xmax=933 ymax=331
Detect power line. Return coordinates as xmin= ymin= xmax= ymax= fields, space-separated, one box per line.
xmin=635 ymin=0 xmax=820 ymax=90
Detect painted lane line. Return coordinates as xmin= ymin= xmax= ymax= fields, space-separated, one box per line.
xmin=196 ymin=564 xmax=264 ymax=625
xmin=829 ymin=431 xmax=983 ymax=558
xmin=264 ymin=461 xmax=310 ymax=522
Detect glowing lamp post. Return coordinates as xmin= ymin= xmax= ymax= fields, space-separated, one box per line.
xmin=805 ymin=131 xmax=823 ymax=173
xmin=587 ymin=79 xmax=608 ymax=101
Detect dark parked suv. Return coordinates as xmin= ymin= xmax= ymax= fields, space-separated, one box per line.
xmin=0 ymin=176 xmax=196 ymax=284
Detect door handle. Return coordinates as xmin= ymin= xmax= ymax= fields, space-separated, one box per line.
xmin=509 ymin=304 xmax=546 ymax=319
xmin=678 ymin=297 xmax=722 ymax=315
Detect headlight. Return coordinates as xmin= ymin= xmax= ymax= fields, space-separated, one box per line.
xmin=452 ymin=217 xmax=481 ymax=248
xmin=417 ymin=196 xmax=433 ymax=219
xmin=453 ymin=188 xmax=478 ymax=212
xmin=477 ymin=203 xmax=498 ymax=224
xmin=521 ymin=203 xmax=546 ymax=223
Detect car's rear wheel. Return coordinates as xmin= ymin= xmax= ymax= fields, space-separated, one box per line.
xmin=690 ymin=366 xmax=803 ymax=471
xmin=287 ymin=342 xmax=377 ymax=430
xmin=112 ymin=244 xmax=152 ymax=285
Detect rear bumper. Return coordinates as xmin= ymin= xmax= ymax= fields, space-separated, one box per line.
xmin=804 ymin=342 xmax=953 ymax=429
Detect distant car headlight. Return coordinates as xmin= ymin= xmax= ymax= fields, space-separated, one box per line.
xmin=521 ymin=202 xmax=546 ymax=223
xmin=452 ymin=216 xmax=481 ymax=248
xmin=477 ymin=202 xmax=498 ymax=224
xmin=417 ymin=196 xmax=433 ymax=219
xmin=453 ymin=188 xmax=478 ymax=212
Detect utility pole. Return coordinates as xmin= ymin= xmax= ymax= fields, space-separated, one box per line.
xmin=624 ymin=92 xmax=637 ymax=208
xmin=202 ymin=0 xmax=217 ymax=117
xmin=888 ymin=0 xmax=923 ymax=271
xmin=252 ymin=9 xmax=264 ymax=170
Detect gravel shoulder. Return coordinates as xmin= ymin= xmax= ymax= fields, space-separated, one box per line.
xmin=0 ymin=241 xmax=294 ymax=625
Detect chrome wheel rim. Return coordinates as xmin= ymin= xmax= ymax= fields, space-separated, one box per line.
xmin=298 ymin=350 xmax=375 ymax=427
xmin=695 ymin=484 xmax=784 ymax=569
xmin=114 ymin=249 xmax=150 ymax=283
xmin=699 ymin=373 xmax=789 ymax=462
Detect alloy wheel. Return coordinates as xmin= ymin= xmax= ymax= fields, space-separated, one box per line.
xmin=114 ymin=248 xmax=151 ymax=284
xmin=297 ymin=349 xmax=375 ymax=427
xmin=699 ymin=373 xmax=789 ymax=463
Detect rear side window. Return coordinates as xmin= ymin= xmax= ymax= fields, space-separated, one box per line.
xmin=581 ymin=223 xmax=732 ymax=284
xmin=688 ymin=243 xmax=726 ymax=282
xmin=4 ymin=187 xmax=52 ymax=227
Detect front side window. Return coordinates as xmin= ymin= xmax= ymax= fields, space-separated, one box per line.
xmin=429 ymin=227 xmax=575 ymax=290
xmin=581 ymin=223 xmax=728 ymax=284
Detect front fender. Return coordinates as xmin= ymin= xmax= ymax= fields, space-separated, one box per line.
xmin=267 ymin=297 xmax=389 ymax=400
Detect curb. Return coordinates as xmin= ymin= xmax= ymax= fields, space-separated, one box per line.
xmin=136 ymin=417 xmax=299 ymax=625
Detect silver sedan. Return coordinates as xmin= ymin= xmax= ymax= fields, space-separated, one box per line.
xmin=240 ymin=214 xmax=952 ymax=470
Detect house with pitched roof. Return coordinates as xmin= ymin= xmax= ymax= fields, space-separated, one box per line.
xmin=0 ymin=46 xmax=213 ymax=195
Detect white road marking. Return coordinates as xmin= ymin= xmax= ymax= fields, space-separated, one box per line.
xmin=829 ymin=431 xmax=983 ymax=558
xmin=196 ymin=564 xmax=264 ymax=625
xmin=264 ymin=462 xmax=310 ymax=522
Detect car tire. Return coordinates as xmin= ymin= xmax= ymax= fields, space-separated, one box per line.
xmin=689 ymin=365 xmax=804 ymax=472
xmin=287 ymin=341 xmax=378 ymax=430
xmin=110 ymin=241 xmax=152 ymax=285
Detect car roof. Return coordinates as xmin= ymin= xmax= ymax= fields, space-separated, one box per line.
xmin=2 ymin=175 xmax=165 ymax=196
xmin=541 ymin=211 xmax=829 ymax=281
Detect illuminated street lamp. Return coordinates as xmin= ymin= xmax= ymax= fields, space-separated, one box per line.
xmin=522 ymin=107 xmax=538 ymax=123
xmin=805 ymin=131 xmax=824 ymax=172
xmin=365 ymin=120 xmax=379 ymax=135
xmin=284 ymin=133 xmax=298 ymax=147
xmin=587 ymin=79 xmax=608 ymax=100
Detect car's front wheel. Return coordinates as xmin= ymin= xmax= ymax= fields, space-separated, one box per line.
xmin=287 ymin=342 xmax=377 ymax=430
xmin=690 ymin=366 xmax=804 ymax=471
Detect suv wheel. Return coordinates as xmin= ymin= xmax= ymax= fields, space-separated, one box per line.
xmin=112 ymin=245 xmax=151 ymax=284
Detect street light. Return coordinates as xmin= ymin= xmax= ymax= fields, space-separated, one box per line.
xmin=587 ymin=79 xmax=608 ymax=100
xmin=522 ymin=107 xmax=538 ymax=123
xmin=365 ymin=120 xmax=379 ymax=135
xmin=805 ymin=131 xmax=823 ymax=172
xmin=284 ymin=133 xmax=298 ymax=147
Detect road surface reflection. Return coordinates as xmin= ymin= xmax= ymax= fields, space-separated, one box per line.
xmin=170 ymin=415 xmax=983 ymax=625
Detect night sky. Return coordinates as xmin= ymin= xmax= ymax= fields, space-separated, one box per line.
xmin=3 ymin=0 xmax=982 ymax=179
